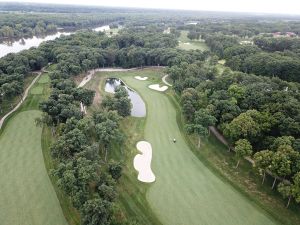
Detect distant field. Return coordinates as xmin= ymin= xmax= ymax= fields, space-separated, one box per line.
xmin=0 ymin=75 xmax=67 ymax=225
xmin=178 ymin=31 xmax=209 ymax=51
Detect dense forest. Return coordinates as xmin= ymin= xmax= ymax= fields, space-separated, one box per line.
xmin=0 ymin=27 xmax=207 ymax=108
xmin=168 ymin=60 xmax=300 ymax=207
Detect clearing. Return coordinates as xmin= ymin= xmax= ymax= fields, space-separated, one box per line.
xmin=178 ymin=31 xmax=209 ymax=51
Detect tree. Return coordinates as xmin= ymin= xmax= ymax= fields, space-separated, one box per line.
xmin=223 ymin=111 xmax=260 ymax=141
xmin=234 ymin=139 xmax=253 ymax=168
xmin=278 ymin=182 xmax=293 ymax=208
xmin=193 ymin=109 xmax=217 ymax=135
xmin=254 ymin=150 xmax=274 ymax=184
xmin=81 ymin=198 xmax=113 ymax=225
xmin=270 ymin=151 xmax=292 ymax=189
xmin=292 ymin=172 xmax=300 ymax=204
xmin=186 ymin=124 xmax=208 ymax=148
xmin=108 ymin=161 xmax=122 ymax=180
xmin=95 ymin=119 xmax=122 ymax=161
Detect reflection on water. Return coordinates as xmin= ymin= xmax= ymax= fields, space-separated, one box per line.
xmin=105 ymin=78 xmax=146 ymax=117
xmin=0 ymin=25 xmax=109 ymax=58
xmin=0 ymin=32 xmax=72 ymax=58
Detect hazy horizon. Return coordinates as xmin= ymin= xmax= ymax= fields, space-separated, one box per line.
xmin=0 ymin=0 xmax=300 ymax=15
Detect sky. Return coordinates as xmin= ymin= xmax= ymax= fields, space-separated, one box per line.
xmin=1 ymin=0 xmax=300 ymax=15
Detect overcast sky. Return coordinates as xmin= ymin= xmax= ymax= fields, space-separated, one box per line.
xmin=2 ymin=0 xmax=300 ymax=15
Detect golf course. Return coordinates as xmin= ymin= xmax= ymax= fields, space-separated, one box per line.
xmin=96 ymin=69 xmax=280 ymax=225
xmin=0 ymin=74 xmax=67 ymax=225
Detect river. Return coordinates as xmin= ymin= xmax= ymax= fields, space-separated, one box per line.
xmin=0 ymin=25 xmax=110 ymax=58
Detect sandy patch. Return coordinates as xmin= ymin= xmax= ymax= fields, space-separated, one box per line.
xmin=184 ymin=42 xmax=191 ymax=45
xmin=134 ymin=76 xmax=148 ymax=81
xmin=134 ymin=141 xmax=156 ymax=183
xmin=149 ymin=84 xmax=168 ymax=92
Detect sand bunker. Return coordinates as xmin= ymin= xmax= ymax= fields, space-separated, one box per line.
xmin=184 ymin=42 xmax=191 ymax=45
xmin=134 ymin=76 xmax=148 ymax=81
xmin=134 ymin=141 xmax=156 ymax=183
xmin=149 ymin=84 xmax=168 ymax=92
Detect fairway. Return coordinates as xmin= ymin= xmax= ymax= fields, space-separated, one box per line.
xmin=116 ymin=70 xmax=279 ymax=225
xmin=0 ymin=110 xmax=67 ymax=225
xmin=178 ymin=30 xmax=209 ymax=51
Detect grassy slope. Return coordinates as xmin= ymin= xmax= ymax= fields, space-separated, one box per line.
xmin=178 ymin=30 xmax=209 ymax=51
xmin=96 ymin=69 xmax=279 ymax=225
xmin=0 ymin=74 xmax=67 ymax=225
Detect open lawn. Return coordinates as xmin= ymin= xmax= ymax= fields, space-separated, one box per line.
xmin=95 ymin=69 xmax=279 ymax=225
xmin=178 ymin=30 xmax=209 ymax=51
xmin=0 ymin=74 xmax=67 ymax=225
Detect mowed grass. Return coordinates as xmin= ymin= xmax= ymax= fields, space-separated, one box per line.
xmin=178 ymin=30 xmax=209 ymax=51
xmin=0 ymin=74 xmax=67 ymax=225
xmin=30 ymin=86 xmax=44 ymax=95
xmin=108 ymin=69 xmax=279 ymax=225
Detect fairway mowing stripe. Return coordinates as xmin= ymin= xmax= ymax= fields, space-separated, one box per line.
xmin=0 ymin=110 xmax=67 ymax=225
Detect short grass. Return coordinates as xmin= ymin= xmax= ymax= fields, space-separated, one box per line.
xmin=94 ymin=69 xmax=279 ymax=225
xmin=38 ymin=74 xmax=50 ymax=84
xmin=30 ymin=85 xmax=44 ymax=95
xmin=178 ymin=30 xmax=209 ymax=51
xmin=0 ymin=74 xmax=67 ymax=225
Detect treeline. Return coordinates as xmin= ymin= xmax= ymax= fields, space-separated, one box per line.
xmin=253 ymin=36 xmax=300 ymax=52
xmin=202 ymin=34 xmax=300 ymax=82
xmin=168 ymin=62 xmax=300 ymax=208
xmin=184 ymin=19 xmax=300 ymax=38
xmin=0 ymin=12 xmax=124 ymax=39
xmin=0 ymin=28 xmax=207 ymax=112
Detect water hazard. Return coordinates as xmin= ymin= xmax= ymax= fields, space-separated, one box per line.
xmin=105 ymin=78 xmax=146 ymax=117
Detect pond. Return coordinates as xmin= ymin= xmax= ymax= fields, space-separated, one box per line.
xmin=105 ymin=78 xmax=146 ymax=117
xmin=0 ymin=25 xmax=109 ymax=58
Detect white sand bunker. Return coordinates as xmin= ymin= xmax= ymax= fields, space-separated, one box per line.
xmin=148 ymin=84 xmax=168 ymax=92
xmin=134 ymin=141 xmax=156 ymax=183
xmin=134 ymin=76 xmax=148 ymax=81
xmin=184 ymin=42 xmax=191 ymax=45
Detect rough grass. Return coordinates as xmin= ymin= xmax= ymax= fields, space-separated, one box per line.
xmin=178 ymin=31 xmax=209 ymax=51
xmin=41 ymin=126 xmax=81 ymax=225
xmin=95 ymin=69 xmax=279 ymax=225
xmin=0 ymin=74 xmax=68 ymax=225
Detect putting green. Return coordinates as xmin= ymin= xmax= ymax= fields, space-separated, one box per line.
xmin=118 ymin=70 xmax=279 ymax=225
xmin=0 ymin=110 xmax=67 ymax=225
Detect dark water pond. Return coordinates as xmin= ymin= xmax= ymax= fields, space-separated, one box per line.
xmin=105 ymin=78 xmax=146 ymax=117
